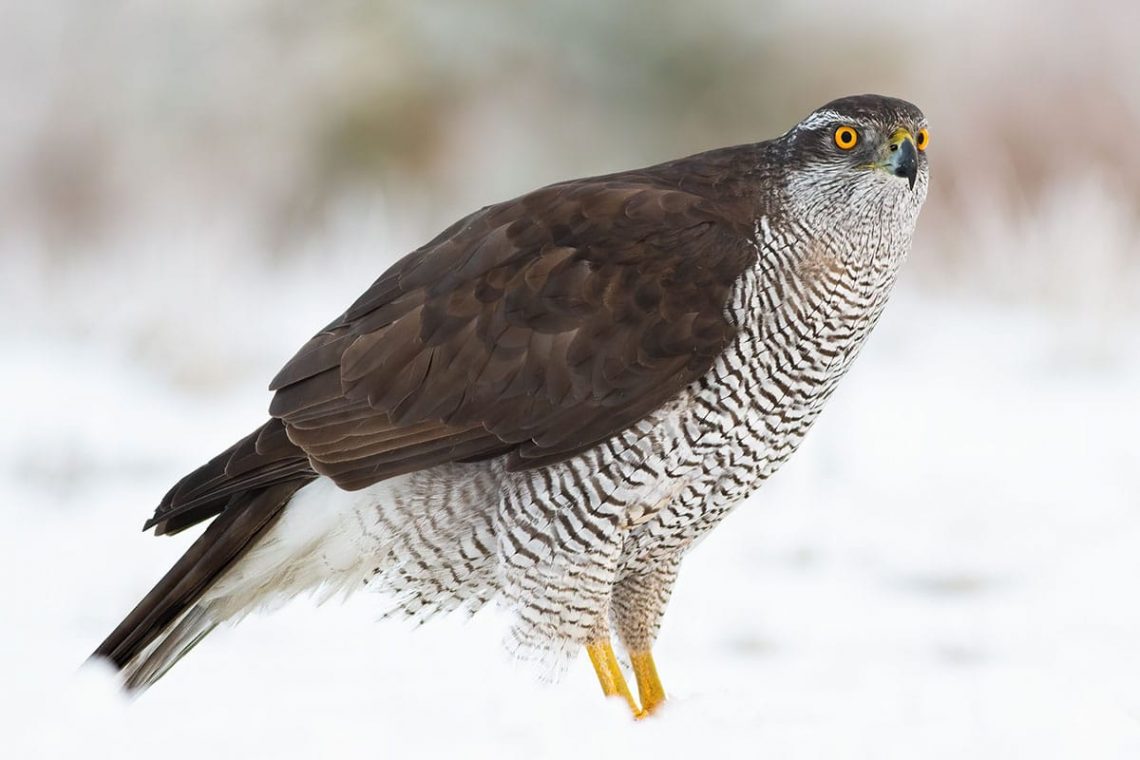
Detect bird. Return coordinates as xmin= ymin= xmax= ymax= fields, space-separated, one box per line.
xmin=92 ymin=93 xmax=929 ymax=717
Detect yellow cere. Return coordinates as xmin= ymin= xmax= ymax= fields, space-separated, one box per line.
xmin=834 ymin=125 xmax=859 ymax=150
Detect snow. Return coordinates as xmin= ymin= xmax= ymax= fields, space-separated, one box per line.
xmin=4 ymin=0 xmax=1139 ymax=753
xmin=3 ymin=249 xmax=1140 ymax=758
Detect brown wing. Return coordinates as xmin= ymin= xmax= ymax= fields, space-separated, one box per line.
xmin=268 ymin=177 xmax=755 ymax=491
xmin=102 ymin=154 xmax=762 ymax=684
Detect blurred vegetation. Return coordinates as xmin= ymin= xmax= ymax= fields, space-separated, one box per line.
xmin=2 ymin=0 xmax=1137 ymax=319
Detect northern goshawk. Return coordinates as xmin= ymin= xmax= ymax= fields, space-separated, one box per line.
xmin=94 ymin=94 xmax=929 ymax=717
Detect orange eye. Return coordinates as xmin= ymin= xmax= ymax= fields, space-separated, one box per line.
xmin=834 ymin=125 xmax=859 ymax=150
xmin=916 ymin=127 xmax=929 ymax=151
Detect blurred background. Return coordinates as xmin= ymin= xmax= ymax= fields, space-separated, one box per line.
xmin=2 ymin=1 xmax=1138 ymax=758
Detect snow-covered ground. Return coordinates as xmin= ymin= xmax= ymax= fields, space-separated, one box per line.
xmin=3 ymin=245 xmax=1139 ymax=758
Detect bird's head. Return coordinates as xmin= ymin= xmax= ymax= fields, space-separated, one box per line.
xmin=779 ymin=94 xmax=929 ymax=233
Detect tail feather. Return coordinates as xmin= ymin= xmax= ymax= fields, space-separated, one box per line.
xmin=92 ymin=480 xmax=306 ymax=690
xmin=120 ymin=607 xmax=217 ymax=691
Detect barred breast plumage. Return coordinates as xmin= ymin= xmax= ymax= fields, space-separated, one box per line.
xmin=94 ymin=94 xmax=929 ymax=714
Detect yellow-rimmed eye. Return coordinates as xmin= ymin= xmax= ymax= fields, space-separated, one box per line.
xmin=834 ymin=125 xmax=859 ymax=150
xmin=916 ymin=127 xmax=929 ymax=151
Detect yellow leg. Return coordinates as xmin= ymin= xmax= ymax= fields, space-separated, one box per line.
xmin=630 ymin=650 xmax=666 ymax=716
xmin=586 ymin=639 xmax=640 ymax=716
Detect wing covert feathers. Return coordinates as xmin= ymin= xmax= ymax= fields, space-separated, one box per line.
xmin=270 ymin=178 xmax=756 ymax=493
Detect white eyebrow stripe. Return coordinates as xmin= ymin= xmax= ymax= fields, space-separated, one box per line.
xmin=794 ymin=109 xmax=844 ymax=132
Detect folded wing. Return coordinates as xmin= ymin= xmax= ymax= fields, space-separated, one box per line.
xmin=149 ymin=177 xmax=755 ymax=534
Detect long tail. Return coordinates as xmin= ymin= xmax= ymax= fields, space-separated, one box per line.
xmin=91 ymin=419 xmax=317 ymax=691
xmin=92 ymin=481 xmax=306 ymax=691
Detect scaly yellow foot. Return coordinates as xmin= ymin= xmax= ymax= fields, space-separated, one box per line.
xmin=630 ymin=650 xmax=666 ymax=716
xmin=586 ymin=639 xmax=640 ymax=717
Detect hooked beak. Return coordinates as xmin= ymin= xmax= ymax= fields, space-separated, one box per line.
xmin=888 ymin=129 xmax=918 ymax=190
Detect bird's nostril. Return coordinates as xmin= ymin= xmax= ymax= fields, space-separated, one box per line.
xmin=890 ymin=143 xmax=899 ymax=152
